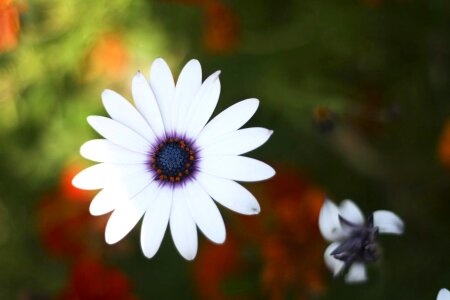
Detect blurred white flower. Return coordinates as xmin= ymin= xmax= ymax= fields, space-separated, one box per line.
xmin=319 ymin=199 xmax=404 ymax=283
xmin=438 ymin=288 xmax=450 ymax=300
xmin=73 ymin=58 xmax=275 ymax=260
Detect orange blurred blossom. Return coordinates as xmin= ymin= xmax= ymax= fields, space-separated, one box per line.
xmin=87 ymin=33 xmax=129 ymax=80
xmin=0 ymin=0 xmax=21 ymax=52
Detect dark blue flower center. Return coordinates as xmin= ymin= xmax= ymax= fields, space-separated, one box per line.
xmin=150 ymin=138 xmax=195 ymax=183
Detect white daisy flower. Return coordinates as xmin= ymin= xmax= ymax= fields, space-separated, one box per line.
xmin=72 ymin=58 xmax=275 ymax=260
xmin=438 ymin=288 xmax=450 ymax=300
xmin=318 ymin=199 xmax=404 ymax=283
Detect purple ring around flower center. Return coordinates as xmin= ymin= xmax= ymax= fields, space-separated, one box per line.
xmin=147 ymin=135 xmax=199 ymax=186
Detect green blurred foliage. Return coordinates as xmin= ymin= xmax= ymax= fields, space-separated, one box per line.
xmin=0 ymin=0 xmax=449 ymax=299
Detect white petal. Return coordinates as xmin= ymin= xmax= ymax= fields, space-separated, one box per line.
xmin=199 ymin=156 xmax=275 ymax=182
xmin=196 ymin=98 xmax=259 ymax=148
xmin=72 ymin=163 xmax=110 ymax=190
xmin=324 ymin=242 xmax=345 ymax=276
xmin=437 ymin=289 xmax=450 ymax=300
xmin=186 ymin=180 xmax=226 ymax=244
xmin=196 ymin=172 xmax=260 ymax=215
xmin=102 ymin=89 xmax=156 ymax=143
xmin=345 ymin=263 xmax=367 ymax=283
xmin=170 ymin=186 xmax=198 ymax=260
xmin=89 ymin=168 xmax=153 ymax=216
xmin=173 ymin=59 xmax=202 ymax=133
xmin=89 ymin=189 xmax=118 ymax=216
xmin=87 ymin=116 xmax=151 ymax=154
xmin=104 ymin=181 xmax=158 ymax=244
xmin=339 ymin=199 xmax=365 ymax=225
xmin=72 ymin=163 xmax=149 ymax=190
xmin=132 ymin=72 xmax=166 ymax=138
xmin=149 ymin=58 xmax=175 ymax=134
xmin=80 ymin=139 xmax=149 ymax=164
xmin=200 ymin=127 xmax=273 ymax=157
xmin=184 ymin=72 xmax=221 ymax=138
xmin=373 ymin=210 xmax=404 ymax=235
xmin=140 ymin=187 xmax=172 ymax=258
xmin=319 ymin=199 xmax=344 ymax=242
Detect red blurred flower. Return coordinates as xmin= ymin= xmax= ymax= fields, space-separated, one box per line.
xmin=203 ymin=1 xmax=239 ymax=54
xmin=162 ymin=0 xmax=239 ymax=54
xmin=59 ymin=165 xmax=92 ymax=203
xmin=258 ymin=169 xmax=326 ymax=300
xmin=438 ymin=119 xmax=450 ymax=169
xmin=193 ymin=236 xmax=243 ymax=300
xmin=37 ymin=165 xmax=107 ymax=258
xmin=58 ymin=258 xmax=137 ymax=300
xmin=38 ymin=166 xmax=137 ymax=298
xmin=193 ymin=167 xmax=326 ymax=300
xmin=0 ymin=0 xmax=21 ymax=52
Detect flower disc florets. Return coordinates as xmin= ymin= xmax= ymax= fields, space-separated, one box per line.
xmin=149 ymin=137 xmax=197 ymax=183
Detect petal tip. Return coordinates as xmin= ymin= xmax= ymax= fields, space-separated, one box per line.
xmin=71 ymin=172 xmax=87 ymax=190
xmin=183 ymin=253 xmax=196 ymax=261
xmin=88 ymin=203 xmax=97 ymax=216
xmin=211 ymin=70 xmax=221 ymax=80
xmin=142 ymin=249 xmax=157 ymax=259
xmin=188 ymin=58 xmax=201 ymax=66
xmin=265 ymin=167 xmax=276 ymax=180
xmin=214 ymin=234 xmax=227 ymax=245
xmin=71 ymin=175 xmax=79 ymax=188
xmin=438 ymin=289 xmax=450 ymax=300
xmin=79 ymin=143 xmax=88 ymax=158
xmin=86 ymin=115 xmax=96 ymax=125
xmin=323 ymin=198 xmax=335 ymax=208
xmin=101 ymin=89 xmax=113 ymax=97
xmin=153 ymin=57 xmax=165 ymax=64
xmin=105 ymin=231 xmax=119 ymax=245
xmin=251 ymin=206 xmax=261 ymax=214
